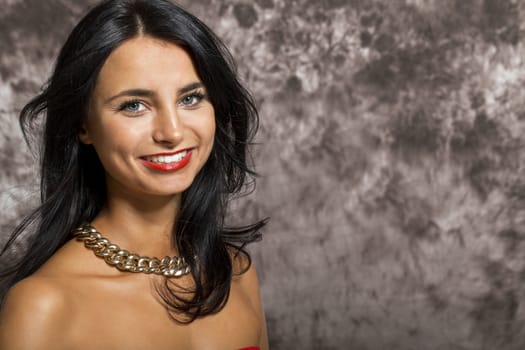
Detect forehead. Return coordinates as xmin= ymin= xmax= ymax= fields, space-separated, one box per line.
xmin=94 ymin=36 xmax=200 ymax=96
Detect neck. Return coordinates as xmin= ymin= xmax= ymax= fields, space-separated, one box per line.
xmin=91 ymin=189 xmax=182 ymax=258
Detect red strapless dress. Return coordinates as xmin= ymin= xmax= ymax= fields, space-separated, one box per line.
xmin=239 ymin=348 xmax=260 ymax=350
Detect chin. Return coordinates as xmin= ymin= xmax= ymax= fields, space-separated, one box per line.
xmin=147 ymin=181 xmax=195 ymax=197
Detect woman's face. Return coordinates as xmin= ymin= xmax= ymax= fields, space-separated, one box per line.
xmin=81 ymin=36 xmax=215 ymax=199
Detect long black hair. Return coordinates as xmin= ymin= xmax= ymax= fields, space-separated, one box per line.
xmin=0 ymin=0 xmax=266 ymax=322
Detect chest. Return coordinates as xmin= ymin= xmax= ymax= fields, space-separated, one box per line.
xmin=65 ymin=281 xmax=261 ymax=350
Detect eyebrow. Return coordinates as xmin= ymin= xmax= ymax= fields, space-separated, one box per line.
xmin=104 ymin=82 xmax=205 ymax=104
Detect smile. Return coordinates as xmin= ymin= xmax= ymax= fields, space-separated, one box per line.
xmin=144 ymin=151 xmax=189 ymax=164
xmin=140 ymin=149 xmax=193 ymax=172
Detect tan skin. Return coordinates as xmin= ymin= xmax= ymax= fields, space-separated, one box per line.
xmin=0 ymin=36 xmax=268 ymax=350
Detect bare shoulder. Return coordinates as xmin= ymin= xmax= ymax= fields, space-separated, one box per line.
xmin=232 ymin=255 xmax=269 ymax=350
xmin=235 ymin=261 xmax=265 ymax=320
xmin=232 ymin=254 xmax=261 ymax=296
xmin=238 ymin=262 xmax=260 ymax=291
xmin=0 ymin=276 xmax=72 ymax=350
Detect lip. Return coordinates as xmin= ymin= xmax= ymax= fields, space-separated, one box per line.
xmin=139 ymin=148 xmax=193 ymax=172
xmin=142 ymin=148 xmax=193 ymax=157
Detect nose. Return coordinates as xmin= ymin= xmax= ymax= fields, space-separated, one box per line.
xmin=152 ymin=106 xmax=183 ymax=146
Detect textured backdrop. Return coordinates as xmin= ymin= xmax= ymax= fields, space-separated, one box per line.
xmin=2 ymin=0 xmax=525 ymax=349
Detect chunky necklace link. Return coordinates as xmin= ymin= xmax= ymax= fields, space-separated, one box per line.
xmin=72 ymin=223 xmax=190 ymax=277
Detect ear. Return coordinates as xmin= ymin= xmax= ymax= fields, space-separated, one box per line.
xmin=78 ymin=124 xmax=92 ymax=144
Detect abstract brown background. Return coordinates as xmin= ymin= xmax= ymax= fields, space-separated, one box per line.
xmin=2 ymin=0 xmax=525 ymax=349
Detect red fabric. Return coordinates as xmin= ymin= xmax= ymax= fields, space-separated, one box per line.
xmin=239 ymin=347 xmax=260 ymax=350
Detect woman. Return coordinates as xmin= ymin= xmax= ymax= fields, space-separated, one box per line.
xmin=0 ymin=0 xmax=268 ymax=348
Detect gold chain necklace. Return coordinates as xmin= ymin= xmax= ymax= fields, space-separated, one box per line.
xmin=72 ymin=223 xmax=190 ymax=277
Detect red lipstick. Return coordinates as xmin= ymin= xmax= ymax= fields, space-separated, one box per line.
xmin=140 ymin=149 xmax=193 ymax=172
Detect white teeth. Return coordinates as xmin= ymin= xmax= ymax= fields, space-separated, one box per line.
xmin=146 ymin=151 xmax=188 ymax=164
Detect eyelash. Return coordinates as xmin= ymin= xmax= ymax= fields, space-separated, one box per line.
xmin=180 ymin=91 xmax=206 ymax=107
xmin=117 ymin=99 xmax=144 ymax=113
xmin=116 ymin=91 xmax=206 ymax=114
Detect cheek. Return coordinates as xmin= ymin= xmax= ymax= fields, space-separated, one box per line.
xmin=208 ymin=119 xmax=216 ymax=142
xmin=190 ymin=115 xmax=215 ymax=163
xmin=191 ymin=111 xmax=216 ymax=145
xmin=89 ymin=121 xmax=144 ymax=163
xmin=206 ymin=111 xmax=216 ymax=139
xmin=204 ymin=119 xmax=216 ymax=155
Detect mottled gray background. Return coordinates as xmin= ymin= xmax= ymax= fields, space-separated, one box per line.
xmin=2 ymin=0 xmax=525 ymax=349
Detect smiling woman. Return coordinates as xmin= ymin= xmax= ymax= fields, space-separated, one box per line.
xmin=0 ymin=1 xmax=267 ymax=349
xmin=80 ymin=37 xmax=216 ymax=197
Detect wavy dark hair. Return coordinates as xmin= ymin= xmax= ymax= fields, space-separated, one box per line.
xmin=0 ymin=0 xmax=266 ymax=322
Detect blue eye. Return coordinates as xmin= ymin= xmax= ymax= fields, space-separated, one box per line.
xmin=180 ymin=92 xmax=205 ymax=107
xmin=119 ymin=100 xmax=146 ymax=113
